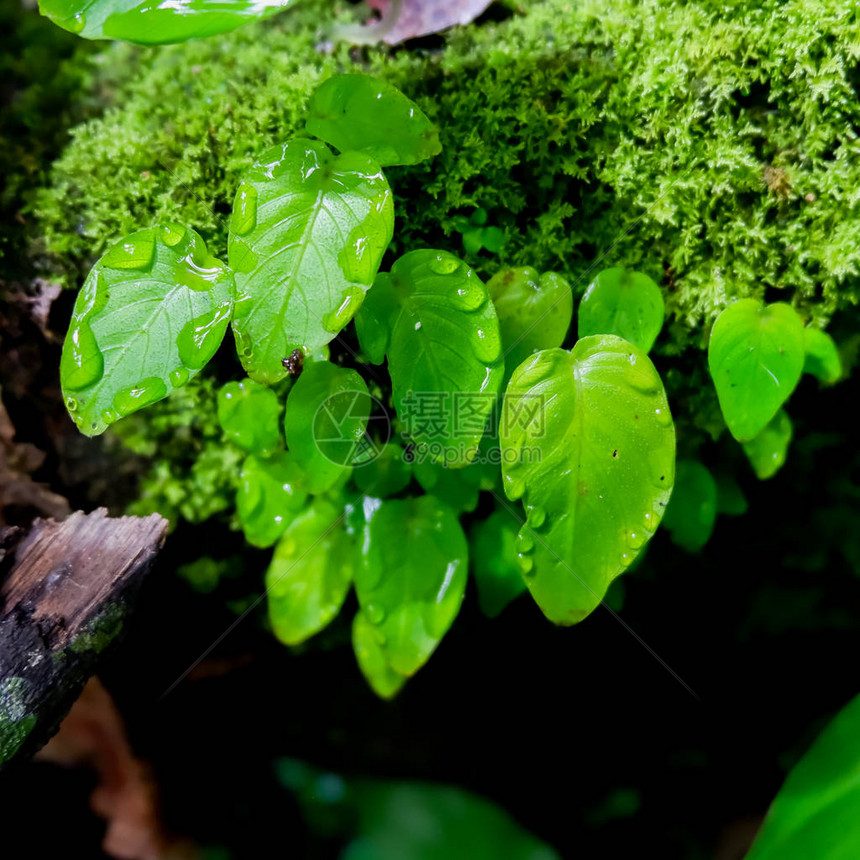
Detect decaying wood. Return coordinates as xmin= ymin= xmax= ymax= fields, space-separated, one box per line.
xmin=0 ymin=508 xmax=167 ymax=771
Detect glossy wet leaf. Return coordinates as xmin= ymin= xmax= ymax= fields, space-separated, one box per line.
xmin=746 ymin=692 xmax=860 ymax=860
xmin=355 ymin=250 xmax=503 ymax=467
xmin=228 ymin=139 xmax=393 ymax=384
xmin=354 ymin=495 xmax=467 ymax=679
xmin=343 ymin=781 xmax=560 ymax=860
xmin=61 ymin=223 xmax=233 ymax=437
xmin=743 ymin=409 xmax=793 ymax=480
xmin=284 ymin=361 xmax=371 ymax=494
xmin=306 ymin=74 xmax=441 ymax=167
xmin=708 ymin=299 xmax=805 ymax=441
xmin=486 ymin=267 xmax=573 ymax=380
xmin=38 ymin=0 xmax=290 ymax=44
xmin=352 ymin=612 xmax=407 ymax=700
xmin=266 ymin=498 xmax=353 ymax=646
xmin=352 ymin=443 xmax=412 ymax=498
xmin=236 ymin=452 xmax=307 ymax=548
xmin=217 ymin=378 xmax=281 ymax=455
xmin=803 ymin=327 xmax=842 ymax=385
xmin=661 ymin=460 xmax=717 ymax=553
xmin=578 ymin=268 xmax=665 ymax=353
xmin=470 ymin=508 xmax=527 ymax=617
xmin=499 ymin=337 xmax=675 ymax=625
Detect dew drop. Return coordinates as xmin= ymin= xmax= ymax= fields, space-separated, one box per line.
xmin=177 ymin=305 xmax=231 ymax=370
xmin=653 ymin=407 xmax=671 ymax=426
xmin=627 ymin=530 xmax=645 ymax=550
xmin=160 ymin=222 xmax=187 ymax=247
xmin=472 ymin=326 xmax=502 ymax=364
xmin=428 ymin=253 xmax=459 ymax=275
xmin=102 ymin=232 xmax=155 ymax=271
xmin=65 ymin=396 xmax=78 ymax=412
xmin=528 ymin=505 xmax=547 ymax=528
xmin=625 ymin=353 xmax=660 ymax=394
xmin=70 ymin=12 xmax=86 ymax=32
xmin=231 ymin=183 xmax=258 ymax=237
xmin=61 ymin=320 xmax=104 ymax=392
xmin=517 ymin=553 xmax=535 ymax=575
xmin=101 ymin=408 xmax=118 ymax=425
xmin=365 ymin=603 xmax=386 ymax=625
xmin=169 ymin=366 xmax=190 ymax=388
xmin=503 ymin=472 xmax=525 ymax=500
xmin=517 ymin=529 xmax=535 ymax=554
xmin=448 ymin=280 xmax=485 ymax=311
xmin=113 ymin=377 xmax=168 ymax=417
xmin=322 ymin=287 xmax=363 ymax=333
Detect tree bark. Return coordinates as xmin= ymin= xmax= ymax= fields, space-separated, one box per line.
xmin=0 ymin=508 xmax=167 ymax=771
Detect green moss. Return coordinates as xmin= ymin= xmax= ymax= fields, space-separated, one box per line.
xmin=35 ymin=0 xmax=860 ymax=328
xmin=69 ymin=603 xmax=125 ymax=655
xmin=33 ymin=0 xmax=860 ymax=523
xmin=0 ymin=678 xmax=37 ymax=766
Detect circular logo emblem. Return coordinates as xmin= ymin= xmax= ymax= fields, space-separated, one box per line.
xmin=312 ymin=389 xmax=390 ymax=467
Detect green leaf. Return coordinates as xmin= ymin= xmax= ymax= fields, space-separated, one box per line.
xmin=803 ymin=327 xmax=842 ymax=385
xmin=343 ymin=781 xmax=560 ymax=860
xmin=469 ymin=508 xmax=527 ymax=617
xmin=708 ymin=299 xmax=805 ymax=442
xmin=266 ymin=498 xmax=353 ymax=646
xmin=352 ymin=612 xmax=407 ymax=700
xmin=61 ymin=223 xmax=233 ymax=437
xmin=354 ymin=496 xmax=468 ymax=680
xmin=217 ymin=378 xmax=281 ymax=455
xmin=237 ymin=452 xmax=307 ymax=548
xmin=284 ymin=361 xmax=371 ymax=494
xmin=499 ymin=337 xmax=675 ymax=625
xmin=486 ymin=266 xmax=573 ymax=379
xmin=38 ymin=0 xmax=289 ymax=44
xmin=746 ymin=692 xmax=860 ymax=860
xmin=305 ymin=74 xmax=442 ymax=167
xmin=355 ymin=250 xmax=504 ymax=467
xmin=715 ymin=473 xmax=748 ymax=516
xmin=413 ymin=458 xmax=482 ymax=514
xmin=742 ymin=409 xmax=793 ymax=480
xmin=577 ymin=268 xmax=665 ymax=353
xmin=228 ymin=139 xmax=394 ymax=384
xmin=352 ymin=443 xmax=412 ymax=498
xmin=481 ymin=226 xmax=506 ymax=254
xmin=661 ymin=460 xmax=718 ymax=553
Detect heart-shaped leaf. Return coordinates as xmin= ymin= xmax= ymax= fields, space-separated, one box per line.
xmin=742 ymin=409 xmax=793 ymax=480
xmin=499 ymin=337 xmax=675 ymax=625
xmin=486 ymin=267 xmax=573 ymax=381
xmin=39 ymin=0 xmax=290 ymax=44
xmin=61 ymin=223 xmax=233 ymax=437
xmin=803 ymin=327 xmax=842 ymax=385
xmin=355 ymin=250 xmax=503 ymax=467
xmin=469 ymin=508 xmax=527 ymax=618
xmin=708 ymin=299 xmax=805 ymax=441
xmin=284 ymin=361 xmax=371 ymax=494
xmin=266 ymin=498 xmax=353 ymax=646
xmin=662 ymin=460 xmax=718 ymax=552
xmin=353 ymin=495 xmax=467 ymax=681
xmin=306 ymin=74 xmax=441 ymax=167
xmin=237 ymin=452 xmax=308 ymax=548
xmin=577 ymin=268 xmax=665 ymax=353
xmin=228 ymin=139 xmax=394 ymax=384
xmin=746 ymin=692 xmax=860 ymax=860
xmin=217 ymin=378 xmax=282 ymax=455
